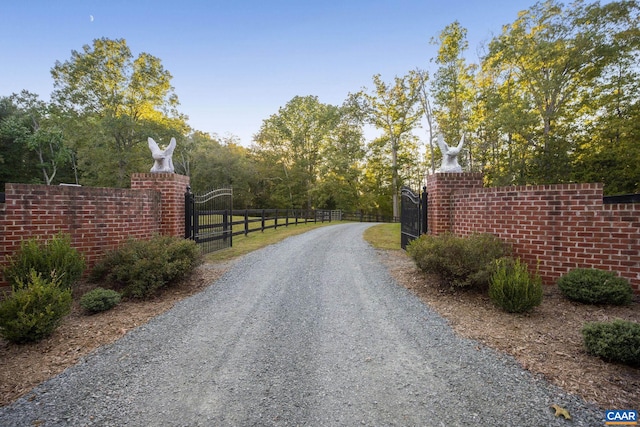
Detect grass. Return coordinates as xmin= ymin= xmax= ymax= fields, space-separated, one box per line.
xmin=363 ymin=223 xmax=402 ymax=250
xmin=205 ymin=221 xmax=334 ymax=262
xmin=231 ymin=215 xmax=318 ymax=232
xmin=196 ymin=215 xmax=320 ymax=233
xmin=204 ymin=221 xmax=402 ymax=263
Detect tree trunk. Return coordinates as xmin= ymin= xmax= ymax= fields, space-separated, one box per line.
xmin=391 ymin=139 xmax=399 ymax=219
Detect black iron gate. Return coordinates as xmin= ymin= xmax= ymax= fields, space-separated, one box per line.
xmin=185 ymin=186 xmax=233 ymax=254
xmin=400 ymin=186 xmax=427 ymax=250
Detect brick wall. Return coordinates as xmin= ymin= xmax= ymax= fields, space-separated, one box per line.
xmin=425 ymin=173 xmax=484 ymax=235
xmin=131 ymin=173 xmax=190 ymax=238
xmin=425 ymin=173 xmax=640 ymax=292
xmin=0 ymin=173 xmax=189 ymax=288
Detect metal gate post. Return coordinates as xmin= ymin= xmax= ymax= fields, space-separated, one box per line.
xmin=421 ymin=186 xmax=428 ymax=235
xmin=223 ymin=210 xmax=230 ymax=246
xmin=184 ymin=186 xmax=194 ymax=239
xmin=400 ymin=186 xmax=422 ymax=250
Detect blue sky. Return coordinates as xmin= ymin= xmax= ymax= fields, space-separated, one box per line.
xmin=2 ymin=0 xmax=542 ymax=146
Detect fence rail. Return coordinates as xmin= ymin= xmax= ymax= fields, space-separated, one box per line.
xmin=340 ymin=211 xmax=397 ymax=223
xmin=189 ymin=208 xmax=396 ymax=245
xmin=230 ymin=209 xmax=322 ymax=237
xmin=603 ymin=193 xmax=640 ymax=204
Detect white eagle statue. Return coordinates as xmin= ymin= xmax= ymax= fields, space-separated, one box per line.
xmin=437 ymin=133 xmax=465 ymax=173
xmin=148 ymin=137 xmax=176 ymax=173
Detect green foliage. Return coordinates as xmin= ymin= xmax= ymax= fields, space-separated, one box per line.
xmin=0 ymin=271 xmax=72 ymax=343
xmin=475 ymin=0 xmax=640 ymax=189
xmin=90 ymin=235 xmax=201 ymax=299
xmin=0 ymin=93 xmax=77 ymax=188
xmin=188 ymin=132 xmax=256 ymax=209
xmin=557 ymin=268 xmax=633 ymax=305
xmin=79 ymin=288 xmax=121 ymax=314
xmin=582 ymin=320 xmax=640 ymax=367
xmin=2 ymin=1 xmax=638 ymax=203
xmin=1 ymin=91 xmax=71 ymax=185
xmin=253 ymin=95 xmax=365 ymax=211
xmin=407 ymin=232 xmax=511 ymax=289
xmin=431 ymin=21 xmax=476 ymax=154
xmin=489 ymin=257 xmax=543 ymax=313
xmin=50 ymin=37 xmax=188 ymax=187
xmin=352 ymin=72 xmax=424 ymax=218
xmin=3 ymin=233 xmax=85 ymax=290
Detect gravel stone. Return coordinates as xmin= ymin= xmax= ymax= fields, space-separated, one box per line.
xmin=0 ymin=223 xmax=602 ymax=426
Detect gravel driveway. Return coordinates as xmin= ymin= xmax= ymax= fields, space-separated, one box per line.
xmin=0 ymin=223 xmax=601 ymax=426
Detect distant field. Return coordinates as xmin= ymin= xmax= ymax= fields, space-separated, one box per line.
xmin=205 ymin=220 xmax=401 ymax=262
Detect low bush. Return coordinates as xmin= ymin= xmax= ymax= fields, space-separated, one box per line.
xmin=0 ymin=271 xmax=72 ymax=343
xmin=407 ymin=232 xmax=511 ymax=289
xmin=80 ymin=288 xmax=122 ymax=314
xmin=557 ymin=268 xmax=633 ymax=305
xmin=90 ymin=235 xmax=201 ymax=299
xmin=2 ymin=233 xmax=85 ymax=290
xmin=582 ymin=319 xmax=640 ymax=366
xmin=489 ymin=257 xmax=543 ymax=313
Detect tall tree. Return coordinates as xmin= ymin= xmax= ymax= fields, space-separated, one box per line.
xmin=189 ymin=132 xmax=256 ymax=209
xmin=0 ymin=91 xmax=71 ymax=185
xmin=0 ymin=96 xmax=41 ymax=187
xmin=571 ymin=0 xmax=640 ymax=194
xmin=482 ymin=0 xmax=639 ymax=185
xmin=353 ymin=72 xmax=424 ymax=218
xmin=50 ymin=38 xmax=188 ymax=187
xmin=254 ymin=96 xmax=343 ymax=210
xmin=415 ymin=68 xmax=438 ymax=174
xmin=431 ymin=21 xmax=476 ymax=169
xmin=313 ymin=106 xmax=366 ymax=211
xmin=360 ymin=136 xmax=395 ymax=217
xmin=472 ymin=63 xmax=540 ymax=185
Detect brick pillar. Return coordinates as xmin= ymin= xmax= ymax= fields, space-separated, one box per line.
xmin=131 ymin=173 xmax=190 ymax=237
xmin=425 ymin=172 xmax=484 ymax=235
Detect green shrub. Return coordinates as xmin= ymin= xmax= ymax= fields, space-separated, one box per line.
xmin=2 ymin=233 xmax=85 ymax=290
xmin=557 ymin=268 xmax=633 ymax=305
xmin=90 ymin=235 xmax=201 ymax=299
xmin=407 ymin=232 xmax=511 ymax=289
xmin=80 ymin=288 xmax=121 ymax=314
xmin=582 ymin=320 xmax=640 ymax=366
xmin=489 ymin=257 xmax=543 ymax=313
xmin=0 ymin=270 xmax=72 ymax=343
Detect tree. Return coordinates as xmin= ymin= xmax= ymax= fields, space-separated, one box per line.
xmin=430 ymin=21 xmax=476 ymax=170
xmin=571 ymin=0 xmax=640 ymax=194
xmin=359 ymin=136 xmax=394 ymax=217
xmin=189 ymin=132 xmax=256 ymax=209
xmin=472 ymin=63 xmax=539 ymax=186
xmin=482 ymin=0 xmax=640 ymax=185
xmin=50 ymin=38 xmax=188 ymax=187
xmin=0 ymin=91 xmax=72 ymax=185
xmin=353 ymin=72 xmax=424 ymax=219
xmin=254 ymin=96 xmax=344 ymax=210
xmin=415 ymin=68 xmax=438 ymax=174
xmin=313 ymin=106 xmax=365 ymax=211
xmin=0 ymin=96 xmax=41 ymax=187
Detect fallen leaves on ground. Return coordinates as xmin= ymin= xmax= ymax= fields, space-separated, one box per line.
xmin=0 ymin=263 xmax=229 ymax=406
xmin=2 ymin=253 xmax=639 ymax=411
xmin=551 ymin=404 xmax=572 ymax=420
xmin=380 ymin=249 xmax=640 ymax=410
